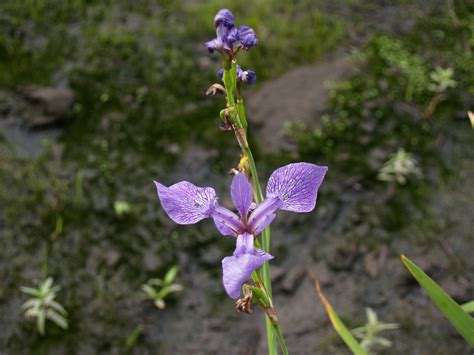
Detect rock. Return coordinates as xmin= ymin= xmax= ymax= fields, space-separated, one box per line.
xmin=363 ymin=245 xmax=388 ymax=279
xmin=270 ymin=265 xmax=285 ymax=284
xmin=280 ymin=264 xmax=306 ymax=294
xmin=19 ymin=86 xmax=75 ymax=127
xmin=143 ymin=249 xmax=161 ymax=272
xmin=439 ymin=276 xmax=473 ymax=303
xmin=247 ymin=54 xmax=352 ymax=152
xmin=364 ymin=282 xmax=389 ymax=306
xmin=200 ymin=245 xmax=223 ymax=268
xmin=310 ymin=261 xmax=333 ymax=287
xmin=105 ymin=249 xmax=120 ymax=267
xmin=326 ymin=243 xmax=358 ymax=271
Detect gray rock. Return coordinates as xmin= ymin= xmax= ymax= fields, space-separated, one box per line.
xmin=20 ymin=86 xmax=75 ymax=127
xmin=247 ymin=53 xmax=352 ymax=152
xmin=280 ymin=264 xmax=306 ymax=293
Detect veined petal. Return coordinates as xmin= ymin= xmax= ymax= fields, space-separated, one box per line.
xmin=222 ymin=233 xmax=273 ymax=299
xmin=266 ymin=163 xmax=328 ymax=213
xmin=233 ymin=232 xmax=254 ymax=256
xmin=247 ymin=196 xmax=282 ymax=234
xmin=211 ymin=204 xmax=244 ymax=237
xmin=252 ymin=213 xmax=275 ymax=236
xmin=230 ymin=173 xmax=253 ymax=220
xmin=213 ymin=218 xmax=237 ymax=237
xmin=154 ymin=180 xmax=216 ymax=225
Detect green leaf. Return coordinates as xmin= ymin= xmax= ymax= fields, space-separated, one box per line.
xmin=46 ymin=309 xmax=68 ymax=330
xmin=401 ymin=255 xmax=474 ymax=345
xmin=22 ymin=299 xmax=40 ymax=310
xmin=461 ymin=301 xmax=474 ymax=314
xmin=314 ymin=280 xmax=368 ymax=355
xmin=147 ymin=278 xmax=163 ymax=287
xmin=163 ymin=266 xmax=179 ymax=286
xmin=141 ymin=284 xmax=157 ymax=299
xmin=49 ymin=300 xmax=68 ymax=315
xmin=126 ymin=325 xmax=143 ymax=350
xmin=20 ymin=287 xmax=41 ymax=296
xmin=37 ymin=309 xmax=46 ymax=335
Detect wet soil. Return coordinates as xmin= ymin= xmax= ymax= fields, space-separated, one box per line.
xmin=0 ymin=1 xmax=472 ymax=354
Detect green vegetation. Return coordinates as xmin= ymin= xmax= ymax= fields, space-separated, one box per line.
xmin=351 ymin=308 xmax=399 ymax=353
xmin=142 ymin=266 xmax=183 ymax=309
xmin=401 ymin=255 xmax=474 ymax=346
xmin=21 ymin=277 xmax=68 ymax=335
xmin=288 ymin=4 xmax=473 ymax=232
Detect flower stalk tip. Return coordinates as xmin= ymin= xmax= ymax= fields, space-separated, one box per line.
xmin=205 ymin=9 xmax=258 ymax=61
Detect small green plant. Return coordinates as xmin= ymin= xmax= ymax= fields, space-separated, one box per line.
xmin=428 ymin=66 xmax=457 ymax=94
xmin=351 ymin=308 xmax=399 ymax=353
xmin=377 ymin=149 xmax=422 ymax=185
xmin=114 ymin=201 xmax=132 ymax=217
xmin=424 ymin=66 xmax=457 ymax=118
xmin=20 ymin=277 xmax=68 ymax=335
xmin=142 ymin=266 xmax=183 ymax=309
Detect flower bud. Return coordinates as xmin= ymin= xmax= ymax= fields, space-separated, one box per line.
xmin=238 ymin=26 xmax=258 ymax=49
xmin=241 ymin=69 xmax=256 ymax=85
xmin=205 ymin=37 xmax=223 ymax=53
xmin=214 ymin=9 xmax=234 ymax=28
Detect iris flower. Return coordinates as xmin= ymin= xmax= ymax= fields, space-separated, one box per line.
xmin=205 ymin=9 xmax=258 ymax=57
xmin=154 ymin=163 xmax=327 ymax=299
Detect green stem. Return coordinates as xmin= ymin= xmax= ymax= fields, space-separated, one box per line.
xmin=273 ymin=322 xmax=289 ymax=355
xmin=223 ymin=65 xmax=288 ymax=355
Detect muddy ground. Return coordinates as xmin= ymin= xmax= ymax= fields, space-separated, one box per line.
xmin=0 ymin=1 xmax=473 ymax=354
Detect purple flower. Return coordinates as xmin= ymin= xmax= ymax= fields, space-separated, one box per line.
xmin=217 ymin=65 xmax=257 ymax=85
xmin=154 ymin=163 xmax=327 ymax=299
xmin=214 ymin=9 xmax=234 ymax=29
xmin=240 ymin=69 xmax=256 ymax=85
xmin=205 ymin=9 xmax=258 ymax=58
xmin=237 ymin=26 xmax=258 ymax=49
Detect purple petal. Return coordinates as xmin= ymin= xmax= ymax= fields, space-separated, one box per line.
xmin=266 ymin=163 xmax=328 ymax=213
xmin=225 ymin=27 xmax=240 ymax=50
xmin=205 ymin=37 xmax=222 ymax=53
xmin=238 ymin=26 xmax=258 ymax=49
xmin=252 ymin=213 xmax=275 ymax=236
xmin=230 ymin=173 xmax=253 ymax=220
xmin=247 ymin=196 xmax=282 ymax=234
xmin=233 ymin=232 xmax=254 ymax=256
xmin=222 ymin=233 xmax=273 ymax=299
xmin=241 ymin=69 xmax=256 ymax=85
xmin=213 ymin=218 xmax=237 ymax=237
xmin=214 ymin=9 xmax=234 ymax=29
xmin=154 ymin=180 xmax=216 ymax=224
xmin=211 ymin=205 xmax=244 ymax=237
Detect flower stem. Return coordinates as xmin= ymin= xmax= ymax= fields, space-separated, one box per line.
xmin=223 ymin=64 xmax=287 ymax=354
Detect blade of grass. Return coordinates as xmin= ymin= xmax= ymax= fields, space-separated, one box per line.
xmin=401 ymin=255 xmax=474 ymax=346
xmin=310 ymin=272 xmax=367 ymax=355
